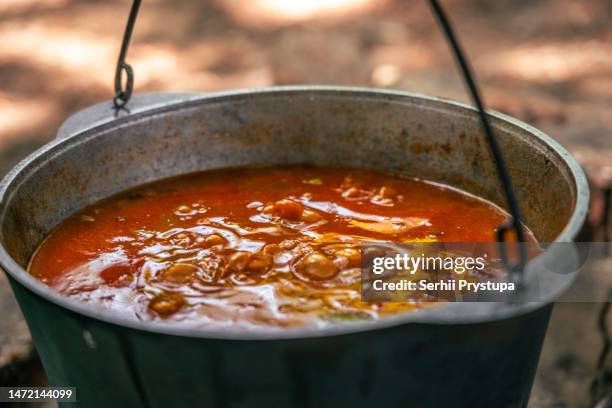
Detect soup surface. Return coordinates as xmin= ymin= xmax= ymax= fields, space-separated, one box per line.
xmin=29 ymin=166 xmax=530 ymax=329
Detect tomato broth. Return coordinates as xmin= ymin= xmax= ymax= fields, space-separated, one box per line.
xmin=29 ymin=166 xmax=531 ymax=329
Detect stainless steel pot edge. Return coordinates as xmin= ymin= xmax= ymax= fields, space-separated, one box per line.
xmin=0 ymin=86 xmax=590 ymax=340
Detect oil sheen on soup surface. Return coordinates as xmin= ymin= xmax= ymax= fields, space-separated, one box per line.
xmin=29 ymin=166 xmax=528 ymax=330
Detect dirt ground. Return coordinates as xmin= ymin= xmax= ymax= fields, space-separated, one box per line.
xmin=0 ymin=1 xmax=611 ymax=407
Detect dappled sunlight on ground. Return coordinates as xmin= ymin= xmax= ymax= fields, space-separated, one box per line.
xmin=0 ymin=24 xmax=115 ymax=85
xmin=216 ymin=0 xmax=384 ymax=27
xmin=0 ymin=94 xmax=59 ymax=139
xmin=481 ymin=41 xmax=612 ymax=83
xmin=0 ymin=0 xmax=69 ymax=15
xmin=0 ymin=0 xmax=610 ymax=157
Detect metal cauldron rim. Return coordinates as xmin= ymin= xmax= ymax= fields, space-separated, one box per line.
xmin=0 ymin=86 xmax=590 ymax=340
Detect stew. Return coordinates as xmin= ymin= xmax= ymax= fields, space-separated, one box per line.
xmin=29 ymin=166 xmax=533 ymax=329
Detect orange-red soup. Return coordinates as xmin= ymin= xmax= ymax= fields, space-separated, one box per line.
xmin=29 ymin=166 xmax=532 ymax=329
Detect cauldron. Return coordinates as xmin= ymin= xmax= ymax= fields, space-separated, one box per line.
xmin=0 ymin=88 xmax=588 ymax=407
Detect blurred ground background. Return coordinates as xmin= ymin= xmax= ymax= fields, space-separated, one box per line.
xmin=0 ymin=0 xmax=611 ymax=407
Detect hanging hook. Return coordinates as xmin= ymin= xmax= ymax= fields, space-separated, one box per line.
xmin=113 ymin=0 xmax=142 ymax=110
xmin=427 ymin=0 xmax=527 ymax=285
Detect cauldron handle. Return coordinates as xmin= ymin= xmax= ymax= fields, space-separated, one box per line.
xmin=55 ymin=92 xmax=202 ymax=140
xmin=105 ymin=0 xmax=528 ymax=283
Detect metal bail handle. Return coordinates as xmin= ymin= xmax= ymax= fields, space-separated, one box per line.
xmin=427 ymin=0 xmax=527 ymax=286
xmin=112 ymin=0 xmax=528 ymax=282
xmin=113 ymin=0 xmax=141 ymax=110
